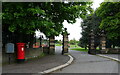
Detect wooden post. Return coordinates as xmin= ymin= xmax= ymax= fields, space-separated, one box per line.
xmin=49 ymin=36 xmax=55 ymax=55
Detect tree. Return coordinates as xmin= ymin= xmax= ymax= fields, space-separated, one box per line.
xmin=69 ymin=38 xmax=78 ymax=45
xmin=2 ymin=2 xmax=93 ymax=47
xmin=79 ymin=13 xmax=102 ymax=49
xmin=79 ymin=2 xmax=120 ymax=49
xmin=96 ymin=2 xmax=120 ymax=40
xmin=96 ymin=2 xmax=120 ymax=47
xmin=3 ymin=2 xmax=93 ymax=35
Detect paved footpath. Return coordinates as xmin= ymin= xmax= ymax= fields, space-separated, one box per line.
xmin=52 ymin=50 xmax=119 ymax=74
xmin=2 ymin=46 xmax=69 ymax=74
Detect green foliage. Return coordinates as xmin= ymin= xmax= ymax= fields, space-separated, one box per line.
xmin=3 ymin=2 xmax=93 ymax=37
xmin=71 ymin=47 xmax=88 ymax=52
xmin=79 ymin=2 xmax=120 ymax=48
xmin=96 ymin=2 xmax=120 ymax=39
xmin=55 ymin=44 xmax=62 ymax=46
xmin=79 ymin=13 xmax=101 ymax=48
xmin=69 ymin=38 xmax=79 ymax=45
xmin=70 ymin=45 xmax=79 ymax=48
xmin=3 ymin=2 xmax=48 ymax=34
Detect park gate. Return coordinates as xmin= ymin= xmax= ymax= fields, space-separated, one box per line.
xmin=48 ymin=28 xmax=70 ymax=55
xmin=89 ymin=30 xmax=106 ymax=54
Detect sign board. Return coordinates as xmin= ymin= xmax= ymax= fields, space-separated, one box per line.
xmin=5 ymin=43 xmax=14 ymax=53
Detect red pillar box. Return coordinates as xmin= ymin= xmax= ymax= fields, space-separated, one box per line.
xmin=17 ymin=43 xmax=25 ymax=62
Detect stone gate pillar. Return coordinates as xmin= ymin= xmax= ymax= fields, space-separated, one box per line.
xmin=62 ymin=28 xmax=69 ymax=55
xmin=88 ymin=30 xmax=96 ymax=54
xmin=49 ymin=36 xmax=55 ymax=54
xmin=100 ymin=31 xmax=106 ymax=53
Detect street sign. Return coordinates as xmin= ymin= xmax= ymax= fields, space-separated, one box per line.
xmin=5 ymin=43 xmax=14 ymax=53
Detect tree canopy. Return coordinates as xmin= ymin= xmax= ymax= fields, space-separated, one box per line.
xmin=78 ymin=13 xmax=101 ymax=48
xmin=79 ymin=2 xmax=120 ymax=48
xmin=96 ymin=2 xmax=120 ymax=40
xmin=2 ymin=2 xmax=93 ymax=37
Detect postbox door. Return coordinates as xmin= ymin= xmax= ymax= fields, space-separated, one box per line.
xmin=17 ymin=43 xmax=25 ymax=59
xmin=19 ymin=46 xmax=24 ymax=59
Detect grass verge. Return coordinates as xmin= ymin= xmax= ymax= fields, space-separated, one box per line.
xmin=55 ymin=44 xmax=62 ymax=46
xmin=70 ymin=47 xmax=88 ymax=52
xmin=70 ymin=45 xmax=79 ymax=48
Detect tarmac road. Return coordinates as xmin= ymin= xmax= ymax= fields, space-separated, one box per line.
xmin=53 ymin=50 xmax=119 ymax=73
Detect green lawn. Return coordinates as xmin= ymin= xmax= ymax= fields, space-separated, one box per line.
xmin=70 ymin=47 xmax=88 ymax=52
xmin=55 ymin=44 xmax=80 ymax=48
xmin=70 ymin=45 xmax=79 ymax=48
xmin=55 ymin=44 xmax=62 ymax=46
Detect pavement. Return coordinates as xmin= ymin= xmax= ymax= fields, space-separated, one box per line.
xmin=2 ymin=46 xmax=70 ymax=74
xmin=98 ymin=54 xmax=120 ymax=59
xmin=97 ymin=54 xmax=120 ymax=62
xmin=104 ymin=54 xmax=120 ymax=59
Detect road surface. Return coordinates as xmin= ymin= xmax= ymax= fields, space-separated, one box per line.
xmin=53 ymin=48 xmax=119 ymax=73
